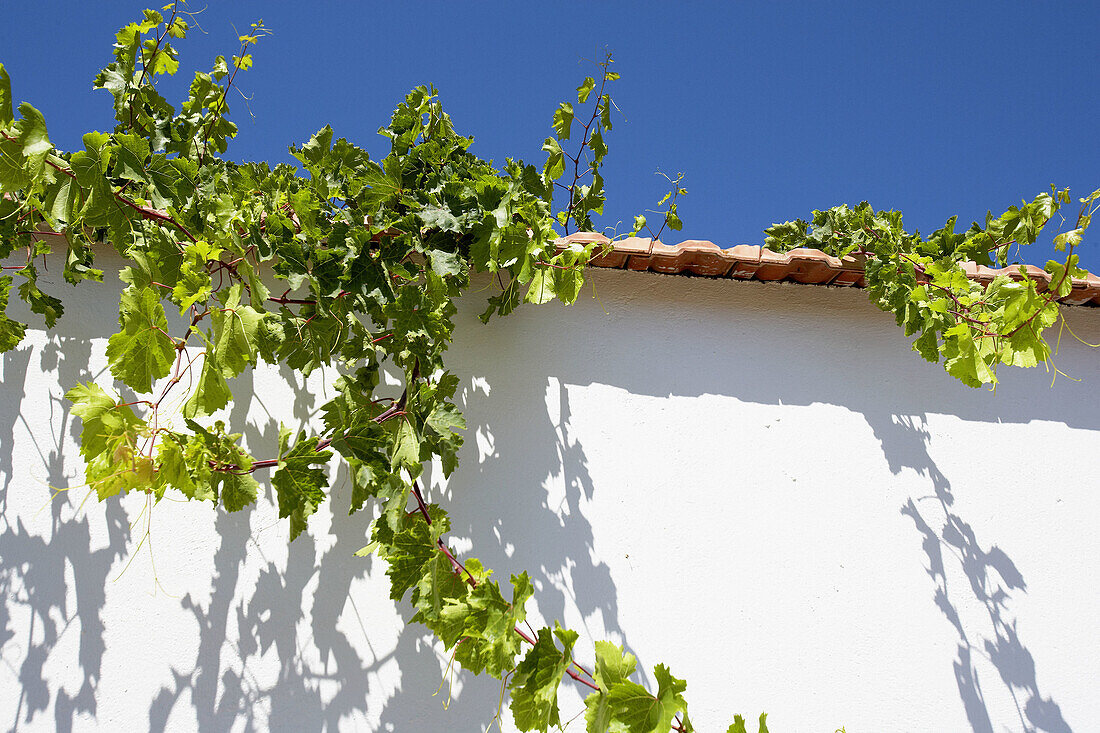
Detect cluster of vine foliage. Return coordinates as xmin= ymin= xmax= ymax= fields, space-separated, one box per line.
xmin=766 ymin=192 xmax=1097 ymax=388
xmin=0 ymin=5 xmax=1094 ymax=732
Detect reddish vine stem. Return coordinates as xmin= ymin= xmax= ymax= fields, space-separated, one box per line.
xmin=0 ymin=131 xmax=198 ymax=242
xmin=408 ymin=479 xmax=601 ymax=692
xmin=898 ymin=242 xmax=1074 ymax=342
xmin=267 ymin=287 xmax=353 ymax=306
xmin=197 ymin=33 xmax=255 ymax=166
xmin=222 ymin=403 xmax=406 ymax=473
xmin=268 ymin=296 xmax=318 ymax=305
xmin=1004 ymin=244 xmax=1075 ymax=338
xmin=562 ymin=62 xmax=611 ymax=235
xmin=384 ymin=354 xmax=599 ymax=690
xmin=127 ymin=4 xmax=179 ymax=133
xmin=153 ymin=345 xmax=190 ymax=410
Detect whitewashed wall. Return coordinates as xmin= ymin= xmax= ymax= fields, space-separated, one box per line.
xmin=1 ymin=254 xmax=1097 ymax=733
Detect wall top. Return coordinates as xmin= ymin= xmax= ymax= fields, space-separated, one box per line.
xmin=559 ymin=233 xmax=1100 ymax=307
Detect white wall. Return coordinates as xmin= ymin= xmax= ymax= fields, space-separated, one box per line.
xmin=1 ymin=255 xmax=1098 ymax=732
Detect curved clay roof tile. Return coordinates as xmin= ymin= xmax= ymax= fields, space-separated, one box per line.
xmin=558 ymin=233 xmax=1100 ymax=307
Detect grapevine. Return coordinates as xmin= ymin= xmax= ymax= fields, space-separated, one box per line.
xmin=0 ymin=5 xmax=1094 ymax=731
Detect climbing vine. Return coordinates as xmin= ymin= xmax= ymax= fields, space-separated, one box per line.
xmin=0 ymin=5 xmax=1094 ymax=731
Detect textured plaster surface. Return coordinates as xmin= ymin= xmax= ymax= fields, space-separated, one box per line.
xmin=0 ymin=258 xmax=1097 ymax=732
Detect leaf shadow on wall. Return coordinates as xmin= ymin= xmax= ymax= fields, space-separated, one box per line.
xmin=144 ymin=367 xmax=381 ymax=733
xmin=137 ymin=338 xmax=622 ymax=729
xmin=518 ymin=268 xmax=1096 ymax=733
xmin=0 ymin=264 xmax=619 ymax=731
xmin=888 ymin=417 xmax=1072 ymax=733
xmin=137 ymin=359 xmax=616 ymax=730
xmin=369 ymin=366 xmax=625 ymax=731
xmin=0 ymin=294 xmax=390 ymax=731
xmin=0 ymin=335 xmax=132 ymax=733
xmin=2 ymin=260 xmax=1094 ymax=731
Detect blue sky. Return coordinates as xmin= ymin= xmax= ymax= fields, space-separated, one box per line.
xmin=3 ymin=1 xmax=1097 ymax=269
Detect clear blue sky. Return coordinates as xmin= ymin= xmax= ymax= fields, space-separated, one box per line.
xmin=3 ymin=1 xmax=1097 ymax=269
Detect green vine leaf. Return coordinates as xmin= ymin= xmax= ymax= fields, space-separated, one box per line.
xmin=67 ymin=383 xmax=142 ymax=462
xmin=411 ymin=551 xmax=470 ymax=623
xmin=439 ymin=572 xmax=534 ymax=677
xmin=727 ymin=713 xmax=770 ymax=733
xmin=390 ymin=418 xmax=421 ymax=475
xmin=114 ymin=132 xmax=151 ymax=183
xmin=182 ymin=340 xmax=232 ymax=418
xmin=173 ymin=240 xmax=220 ymax=314
xmin=220 ymin=470 xmax=260 ymax=512
xmin=0 ymin=277 xmax=27 ymax=351
xmin=66 ymin=382 xmax=151 ymax=499
xmin=272 ymin=427 xmax=334 ymax=541
xmin=372 ymin=507 xmax=451 ymax=602
xmin=604 ymin=663 xmax=689 ymax=733
xmin=584 ymin=640 xmax=639 ymax=732
xmin=155 ymin=434 xmax=203 ymax=501
xmin=0 ymin=102 xmax=52 ymax=191
xmin=106 ymin=285 xmax=176 ymax=392
xmin=211 ymin=284 xmax=265 ymax=378
xmin=0 ymin=63 xmax=12 ymax=124
xmin=182 ymin=419 xmax=260 ymax=509
xmin=576 ymin=76 xmax=596 ymax=104
xmin=510 ymin=623 xmax=580 ymax=732
xmin=553 ymin=102 xmax=574 ymax=140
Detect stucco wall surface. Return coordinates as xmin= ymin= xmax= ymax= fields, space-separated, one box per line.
xmin=1 ymin=256 xmax=1098 ymax=733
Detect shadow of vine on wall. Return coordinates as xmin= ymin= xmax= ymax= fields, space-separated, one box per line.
xmin=139 ymin=358 xmax=619 ymax=731
xmin=0 ymin=336 xmax=132 ymax=733
xmin=1 ymin=265 xmax=1095 ymax=732
xmin=498 ymin=269 xmax=1093 ymax=732
xmin=0 ymin=269 xmax=620 ymax=732
xmin=877 ymin=414 xmax=1072 ymax=733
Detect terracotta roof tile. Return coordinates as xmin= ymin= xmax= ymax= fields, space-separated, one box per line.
xmin=557 ymin=234 xmax=1100 ymax=307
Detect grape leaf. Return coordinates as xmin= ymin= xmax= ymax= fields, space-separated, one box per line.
xmin=390 ymin=418 xmax=421 ymax=473
xmin=66 ymin=382 xmax=149 ymax=499
xmin=0 ymin=102 xmax=52 ymax=191
xmin=438 ymin=572 xmax=533 ymax=677
xmin=510 ymin=624 xmax=579 ymax=732
xmin=66 ymin=382 xmax=143 ymax=462
xmin=106 ymin=286 xmax=176 ymax=392
xmin=584 ymin=641 xmax=640 ymax=733
xmin=599 ymin=663 xmax=689 ymax=733
xmin=412 ymin=550 xmax=470 ymax=623
xmin=727 ymin=713 xmax=769 ymax=733
xmin=553 ymin=102 xmax=574 ymax=140
xmin=0 ymin=276 xmax=28 ymax=352
xmin=272 ymin=427 xmax=333 ymax=541
xmin=382 ymin=517 xmax=438 ymax=602
xmin=220 ymin=470 xmax=259 ymax=512
xmin=0 ymin=63 xmax=12 ymax=124
xmin=182 ymin=345 xmax=232 ymax=418
xmin=577 ymin=76 xmax=596 ymax=104
xmin=211 ymin=285 xmax=265 ymax=378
